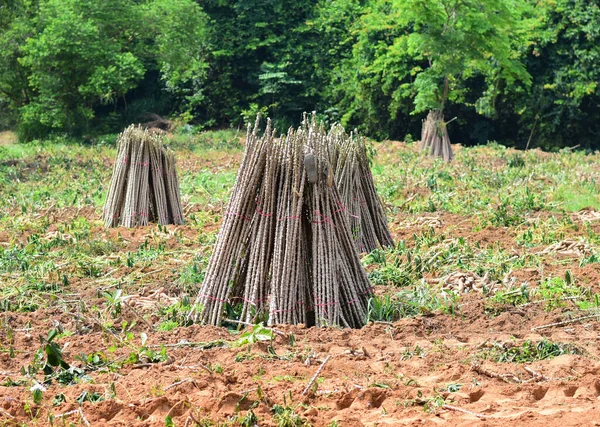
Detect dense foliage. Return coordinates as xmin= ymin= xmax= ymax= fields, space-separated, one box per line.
xmin=1 ymin=0 xmax=599 ymax=149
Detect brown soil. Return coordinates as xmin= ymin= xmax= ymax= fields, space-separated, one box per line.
xmin=3 ymin=213 xmax=600 ymax=426
xmin=2 ymin=146 xmax=600 ymax=426
xmin=3 ymin=306 xmax=600 ymax=426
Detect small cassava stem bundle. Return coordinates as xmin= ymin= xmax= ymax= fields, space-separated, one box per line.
xmin=103 ymin=125 xmax=184 ymax=227
xmin=419 ymin=109 xmax=454 ymax=162
xmin=327 ymin=124 xmax=394 ymax=252
xmin=190 ymin=114 xmax=378 ymax=328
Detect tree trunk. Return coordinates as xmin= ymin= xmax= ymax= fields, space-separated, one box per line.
xmin=419 ymin=109 xmax=454 ymax=162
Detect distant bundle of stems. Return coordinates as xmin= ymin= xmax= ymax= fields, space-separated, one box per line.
xmin=103 ymin=125 xmax=184 ymax=227
xmin=419 ymin=109 xmax=454 ymax=162
xmin=192 ymin=114 xmax=391 ymax=328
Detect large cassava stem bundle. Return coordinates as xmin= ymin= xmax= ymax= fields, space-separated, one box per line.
xmin=193 ymin=117 xmax=271 ymax=325
xmin=190 ymin=114 xmax=383 ymax=328
xmin=103 ymin=125 xmax=184 ymax=227
xmin=419 ymin=109 xmax=454 ymax=162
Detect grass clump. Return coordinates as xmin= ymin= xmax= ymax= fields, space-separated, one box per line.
xmin=553 ymin=183 xmax=600 ymax=212
xmin=538 ymin=273 xmax=591 ymax=310
xmin=271 ymin=404 xmax=311 ymax=427
xmin=482 ymin=339 xmax=583 ymax=363
xmin=367 ymin=286 xmax=459 ymax=322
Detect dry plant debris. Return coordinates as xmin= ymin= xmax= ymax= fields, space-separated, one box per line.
xmin=124 ymin=287 xmax=179 ymax=311
xmin=403 ymin=216 xmax=444 ymax=228
xmin=191 ymin=115 xmax=390 ymax=327
xmin=442 ymin=271 xmax=497 ymax=294
xmin=575 ymin=208 xmax=600 ymax=222
xmin=539 ymin=239 xmax=591 ymax=257
xmin=103 ymin=125 xmax=184 ymax=227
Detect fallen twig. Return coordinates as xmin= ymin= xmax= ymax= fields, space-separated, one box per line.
xmin=174 ymin=364 xmax=213 ymax=376
xmin=475 ymin=339 xmax=489 ymax=349
xmin=55 ymin=409 xmax=79 ymax=419
xmin=442 ymin=404 xmax=488 ymax=419
xmin=122 ymin=302 xmax=153 ymax=329
xmin=165 ymin=378 xmax=194 ymax=391
xmin=138 ymin=267 xmax=166 ymax=279
xmin=165 ymin=400 xmax=189 ymax=420
xmin=147 ymin=339 xmax=226 ymax=349
xmin=0 ymin=408 xmax=15 ymax=419
xmin=399 ymin=194 xmax=417 ymax=209
xmin=523 ymin=366 xmax=549 ymax=382
xmin=317 ymin=388 xmax=342 ymax=395
xmin=302 ymin=355 xmax=332 ymax=395
xmin=112 ymin=381 xmax=133 ymax=400
xmin=78 ymin=408 xmax=91 ymax=427
xmin=472 ymin=363 xmax=520 ymax=384
xmin=54 ymin=408 xmax=90 ymax=426
xmin=131 ymin=363 xmax=154 ymax=369
xmin=531 ymin=313 xmax=600 ymax=331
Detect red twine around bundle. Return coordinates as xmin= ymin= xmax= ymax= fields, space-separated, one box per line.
xmin=199 ymin=293 xmax=229 ymax=304
xmin=311 ymin=210 xmax=334 ymax=225
xmin=231 ymin=295 xmax=269 ymax=305
xmin=333 ymin=199 xmax=360 ymax=219
xmin=270 ymin=301 xmax=306 ymax=314
xmin=256 ymin=207 xmax=273 ymax=217
xmin=225 ymin=211 xmax=252 ymax=221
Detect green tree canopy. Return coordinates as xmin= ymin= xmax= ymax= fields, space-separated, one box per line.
xmin=0 ymin=0 xmax=209 ymax=139
xmin=1 ymin=0 xmax=600 ymax=149
xmin=510 ymin=0 xmax=600 ymax=148
xmin=330 ymin=0 xmax=531 ymax=138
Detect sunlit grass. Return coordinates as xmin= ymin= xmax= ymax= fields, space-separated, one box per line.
xmin=552 ymin=183 xmax=600 ymax=211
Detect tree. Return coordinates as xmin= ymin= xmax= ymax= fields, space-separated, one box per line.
xmin=198 ymin=0 xmax=316 ymax=128
xmin=309 ymin=0 xmax=368 ymax=127
xmin=0 ymin=0 xmax=37 ymax=130
xmin=337 ymin=0 xmax=530 ymax=156
xmin=18 ymin=0 xmax=145 ymax=136
xmin=0 ymin=0 xmax=210 ymax=139
xmin=143 ymin=0 xmax=210 ymax=121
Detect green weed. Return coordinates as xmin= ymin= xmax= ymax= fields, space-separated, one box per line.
xmin=366 ymin=285 xmax=459 ymax=322
xmin=480 ymin=339 xmax=583 ymax=363
xmin=271 ymin=404 xmax=311 ymax=427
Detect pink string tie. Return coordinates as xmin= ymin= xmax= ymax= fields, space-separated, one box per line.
xmin=225 ymin=211 xmax=252 ymax=222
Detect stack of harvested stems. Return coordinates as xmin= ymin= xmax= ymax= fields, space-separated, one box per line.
xmin=103 ymin=125 xmax=184 ymax=227
xmin=419 ymin=109 xmax=454 ymax=162
xmin=192 ymin=114 xmax=392 ymax=328
xmin=328 ymin=124 xmax=394 ymax=252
